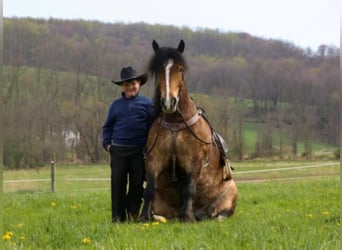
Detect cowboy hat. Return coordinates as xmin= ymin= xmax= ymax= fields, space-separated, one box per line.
xmin=111 ymin=66 xmax=148 ymax=86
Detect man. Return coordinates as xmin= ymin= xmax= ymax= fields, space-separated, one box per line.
xmin=102 ymin=66 xmax=153 ymax=222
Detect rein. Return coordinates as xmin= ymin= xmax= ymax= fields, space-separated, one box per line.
xmin=176 ymin=107 xmax=213 ymax=145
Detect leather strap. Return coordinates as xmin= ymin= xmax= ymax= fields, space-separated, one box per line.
xmin=159 ymin=109 xmax=202 ymax=132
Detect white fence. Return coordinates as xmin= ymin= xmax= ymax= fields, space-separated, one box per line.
xmin=3 ymin=162 xmax=339 ymax=193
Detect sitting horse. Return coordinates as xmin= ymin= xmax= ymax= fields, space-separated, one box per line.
xmin=139 ymin=40 xmax=238 ymax=222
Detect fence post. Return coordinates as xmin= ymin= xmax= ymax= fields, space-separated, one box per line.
xmin=50 ymin=157 xmax=56 ymax=192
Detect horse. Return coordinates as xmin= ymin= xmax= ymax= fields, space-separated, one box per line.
xmin=139 ymin=40 xmax=238 ymax=222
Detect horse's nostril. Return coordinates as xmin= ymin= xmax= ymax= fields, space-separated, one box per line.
xmin=171 ymin=97 xmax=177 ymax=107
xmin=160 ymin=98 xmax=166 ymax=108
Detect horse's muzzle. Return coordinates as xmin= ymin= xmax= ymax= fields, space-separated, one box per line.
xmin=161 ymin=97 xmax=178 ymax=113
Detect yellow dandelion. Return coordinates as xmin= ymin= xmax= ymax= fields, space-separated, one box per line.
xmin=152 ymin=221 xmax=160 ymax=225
xmin=3 ymin=234 xmax=11 ymax=241
xmin=17 ymin=223 xmax=24 ymax=228
xmin=51 ymin=202 xmax=57 ymax=207
xmin=6 ymin=231 xmax=13 ymax=237
xmin=70 ymin=205 xmax=78 ymax=209
xmin=82 ymin=237 xmax=91 ymax=244
xmin=322 ymin=211 xmax=330 ymax=216
xmin=153 ymin=215 xmax=167 ymax=223
xmin=306 ymin=214 xmax=313 ymax=218
xmin=19 ymin=236 xmax=26 ymax=241
xmin=159 ymin=217 xmax=167 ymax=224
xmin=140 ymin=223 xmax=150 ymax=230
xmin=3 ymin=232 xmax=13 ymax=241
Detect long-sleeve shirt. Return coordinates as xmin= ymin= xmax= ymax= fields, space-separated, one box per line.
xmin=102 ymin=92 xmax=153 ymax=150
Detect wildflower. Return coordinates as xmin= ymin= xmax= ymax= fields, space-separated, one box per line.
xmin=3 ymin=231 xmax=13 ymax=241
xmin=51 ymin=202 xmax=57 ymax=207
xmin=19 ymin=236 xmax=25 ymax=241
xmin=82 ymin=237 xmax=91 ymax=244
xmin=6 ymin=231 xmax=13 ymax=237
xmin=70 ymin=204 xmax=78 ymax=209
xmin=306 ymin=214 xmax=313 ymax=218
xmin=151 ymin=222 xmax=160 ymax=225
xmin=3 ymin=234 xmax=11 ymax=241
xmin=17 ymin=223 xmax=24 ymax=228
xmin=140 ymin=223 xmax=150 ymax=230
xmin=322 ymin=211 xmax=330 ymax=216
xmin=153 ymin=215 xmax=167 ymax=223
xmin=159 ymin=217 xmax=167 ymax=224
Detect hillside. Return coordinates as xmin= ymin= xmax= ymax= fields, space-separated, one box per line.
xmin=3 ymin=17 xmax=340 ymax=167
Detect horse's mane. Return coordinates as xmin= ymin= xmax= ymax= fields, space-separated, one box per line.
xmin=148 ymin=47 xmax=188 ymax=117
xmin=148 ymin=47 xmax=188 ymax=74
xmin=152 ymin=85 xmax=162 ymax=118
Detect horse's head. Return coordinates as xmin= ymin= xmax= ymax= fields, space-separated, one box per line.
xmin=149 ymin=40 xmax=188 ymax=114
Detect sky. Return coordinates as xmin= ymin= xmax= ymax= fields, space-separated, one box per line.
xmin=3 ymin=0 xmax=340 ymax=50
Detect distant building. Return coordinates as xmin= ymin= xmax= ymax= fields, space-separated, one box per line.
xmin=62 ymin=129 xmax=80 ymax=149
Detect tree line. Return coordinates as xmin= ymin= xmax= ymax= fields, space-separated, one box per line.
xmin=3 ymin=17 xmax=339 ymax=168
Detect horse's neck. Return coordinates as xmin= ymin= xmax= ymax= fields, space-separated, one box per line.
xmin=177 ymin=84 xmax=197 ymax=120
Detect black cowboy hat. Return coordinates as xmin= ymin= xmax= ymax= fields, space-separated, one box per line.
xmin=111 ymin=66 xmax=148 ymax=86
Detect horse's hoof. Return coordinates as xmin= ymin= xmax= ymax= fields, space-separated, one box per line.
xmin=216 ymin=215 xmax=226 ymax=221
xmin=153 ymin=215 xmax=167 ymax=223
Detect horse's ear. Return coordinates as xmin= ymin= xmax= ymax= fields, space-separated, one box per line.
xmin=177 ymin=39 xmax=185 ymax=53
xmin=152 ymin=40 xmax=159 ymax=52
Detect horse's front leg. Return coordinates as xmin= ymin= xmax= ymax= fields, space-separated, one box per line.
xmin=180 ymin=174 xmax=196 ymax=222
xmin=138 ymin=173 xmax=155 ymax=222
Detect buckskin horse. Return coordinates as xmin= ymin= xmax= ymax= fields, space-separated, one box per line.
xmin=139 ymin=40 xmax=238 ymax=222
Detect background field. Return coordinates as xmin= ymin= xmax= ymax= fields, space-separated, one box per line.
xmin=3 ymin=161 xmax=340 ymax=249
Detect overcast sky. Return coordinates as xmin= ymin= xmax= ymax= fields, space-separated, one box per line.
xmin=4 ymin=0 xmax=340 ymax=50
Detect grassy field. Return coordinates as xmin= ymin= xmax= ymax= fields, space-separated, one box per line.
xmin=242 ymin=122 xmax=338 ymax=158
xmin=2 ymin=161 xmax=341 ymax=249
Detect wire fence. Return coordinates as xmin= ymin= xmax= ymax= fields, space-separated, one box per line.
xmin=3 ymin=162 xmax=340 ymax=193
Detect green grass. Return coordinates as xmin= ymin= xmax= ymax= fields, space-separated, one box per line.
xmin=4 ymin=161 xmax=340 ymax=193
xmin=233 ymin=160 xmax=339 ymax=181
xmin=3 ymin=164 xmax=110 ymax=193
xmin=3 ymin=178 xmax=340 ymax=249
xmin=3 ymin=161 xmax=340 ymax=249
xmin=242 ymin=122 xmax=338 ymax=156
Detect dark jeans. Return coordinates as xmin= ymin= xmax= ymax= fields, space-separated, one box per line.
xmin=110 ymin=146 xmax=145 ymax=222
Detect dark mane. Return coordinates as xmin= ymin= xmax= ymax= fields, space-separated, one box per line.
xmin=148 ymin=47 xmax=188 ymax=74
xmin=152 ymin=85 xmax=162 ymax=118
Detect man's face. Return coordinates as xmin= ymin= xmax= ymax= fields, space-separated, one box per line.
xmin=122 ymin=79 xmax=140 ymax=98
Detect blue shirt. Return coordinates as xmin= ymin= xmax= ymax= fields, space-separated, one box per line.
xmin=102 ymin=92 xmax=153 ymax=150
